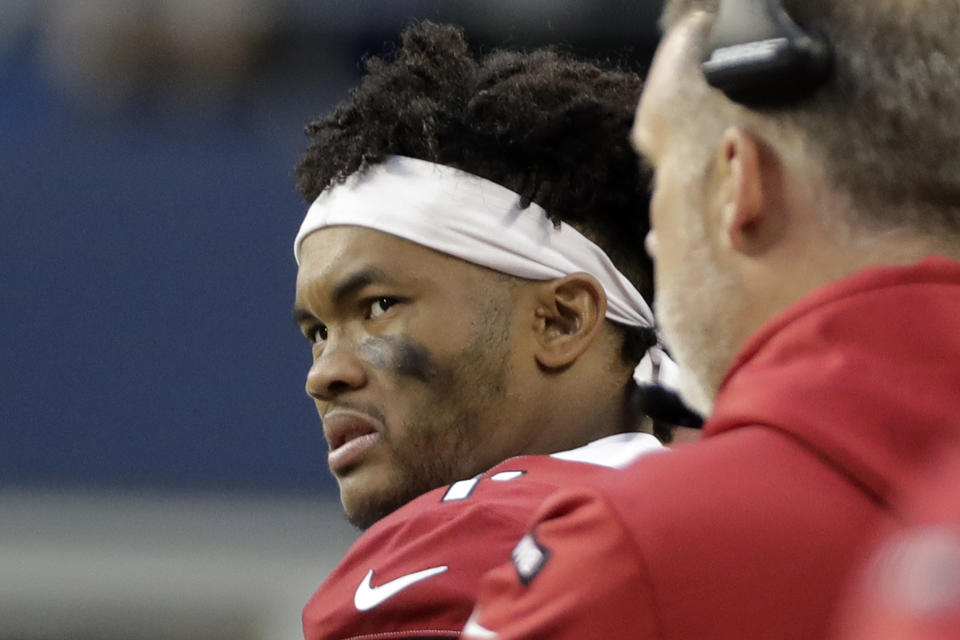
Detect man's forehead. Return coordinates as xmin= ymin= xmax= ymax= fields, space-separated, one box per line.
xmin=634 ymin=12 xmax=707 ymax=159
xmin=661 ymin=10 xmax=710 ymax=62
xmin=632 ymin=80 xmax=664 ymax=165
xmin=293 ymin=228 xmax=411 ymax=317
xmin=296 ymin=227 xmax=406 ymax=289
xmin=299 ymin=225 xmax=422 ymax=266
xmin=295 ymin=225 xmax=482 ymax=295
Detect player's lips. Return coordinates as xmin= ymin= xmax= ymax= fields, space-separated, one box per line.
xmin=322 ymin=409 xmax=383 ymax=473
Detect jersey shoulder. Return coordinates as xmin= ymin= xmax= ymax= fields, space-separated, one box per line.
xmin=303 ymin=432 xmax=665 ymax=640
xmin=395 ymin=431 xmax=665 ymax=520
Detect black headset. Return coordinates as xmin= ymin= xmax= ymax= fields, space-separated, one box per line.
xmin=700 ymin=0 xmax=833 ymax=106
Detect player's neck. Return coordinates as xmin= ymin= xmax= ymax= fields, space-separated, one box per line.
xmin=533 ymin=384 xmax=639 ymax=455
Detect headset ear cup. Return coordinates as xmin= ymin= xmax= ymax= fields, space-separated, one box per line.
xmin=701 ymin=0 xmax=832 ymax=106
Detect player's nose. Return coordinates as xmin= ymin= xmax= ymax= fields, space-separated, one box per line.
xmin=305 ymin=339 xmax=367 ymax=401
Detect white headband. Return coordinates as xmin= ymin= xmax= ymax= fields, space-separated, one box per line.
xmin=294 ymin=155 xmax=685 ymax=391
xmin=294 ymin=155 xmax=655 ymax=328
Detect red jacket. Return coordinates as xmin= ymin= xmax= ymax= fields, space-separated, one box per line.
xmin=467 ymin=257 xmax=960 ymax=640
xmin=834 ymin=443 xmax=960 ymax=640
xmin=302 ymin=433 xmax=664 ymax=640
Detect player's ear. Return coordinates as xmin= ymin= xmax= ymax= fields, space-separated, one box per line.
xmin=532 ymin=273 xmax=606 ymax=370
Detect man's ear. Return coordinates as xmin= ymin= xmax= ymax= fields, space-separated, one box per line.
xmin=532 ymin=273 xmax=606 ymax=370
xmin=716 ymin=126 xmax=779 ymax=254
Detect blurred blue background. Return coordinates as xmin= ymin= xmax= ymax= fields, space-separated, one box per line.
xmin=1 ymin=0 xmax=663 ymax=495
xmin=0 ymin=2 xmax=661 ymax=637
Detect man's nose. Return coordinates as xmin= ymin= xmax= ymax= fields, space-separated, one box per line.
xmin=305 ymin=339 xmax=367 ymax=401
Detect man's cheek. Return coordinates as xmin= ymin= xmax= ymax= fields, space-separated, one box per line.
xmin=360 ymin=335 xmax=438 ymax=382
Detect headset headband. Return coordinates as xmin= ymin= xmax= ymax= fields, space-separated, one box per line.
xmin=701 ymin=0 xmax=832 ymax=106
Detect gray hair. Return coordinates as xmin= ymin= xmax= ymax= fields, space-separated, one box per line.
xmin=658 ymin=0 xmax=960 ymax=239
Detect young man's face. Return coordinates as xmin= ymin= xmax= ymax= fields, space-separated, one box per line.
xmin=294 ymin=226 xmax=528 ymax=529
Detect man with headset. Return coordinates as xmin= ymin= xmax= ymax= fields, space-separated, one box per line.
xmin=464 ymin=0 xmax=960 ymax=638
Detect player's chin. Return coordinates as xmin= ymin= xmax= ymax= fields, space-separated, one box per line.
xmin=337 ymin=465 xmax=411 ymax=530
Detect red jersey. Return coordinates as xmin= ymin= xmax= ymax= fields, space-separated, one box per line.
xmin=466 ymin=257 xmax=960 ymax=640
xmin=302 ymin=432 xmax=664 ymax=640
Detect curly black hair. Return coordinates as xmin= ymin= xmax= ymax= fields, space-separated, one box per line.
xmin=296 ymin=21 xmax=673 ymax=436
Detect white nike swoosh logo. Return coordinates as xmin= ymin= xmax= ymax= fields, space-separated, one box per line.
xmin=462 ymin=611 xmax=498 ymax=639
xmin=354 ymin=565 xmax=449 ymax=611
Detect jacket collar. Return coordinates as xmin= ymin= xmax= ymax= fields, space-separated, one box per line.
xmin=706 ymin=256 xmax=960 ymax=507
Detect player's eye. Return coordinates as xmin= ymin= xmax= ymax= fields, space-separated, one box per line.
xmin=368 ymin=297 xmax=400 ymax=319
xmin=309 ymin=324 xmax=328 ymax=344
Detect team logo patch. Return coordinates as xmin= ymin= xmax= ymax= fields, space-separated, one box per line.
xmin=512 ymin=533 xmax=550 ymax=585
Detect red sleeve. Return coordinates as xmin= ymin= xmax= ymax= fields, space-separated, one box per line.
xmin=466 ymin=489 xmax=657 ymax=640
xmin=303 ymin=475 xmax=558 ymax=640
